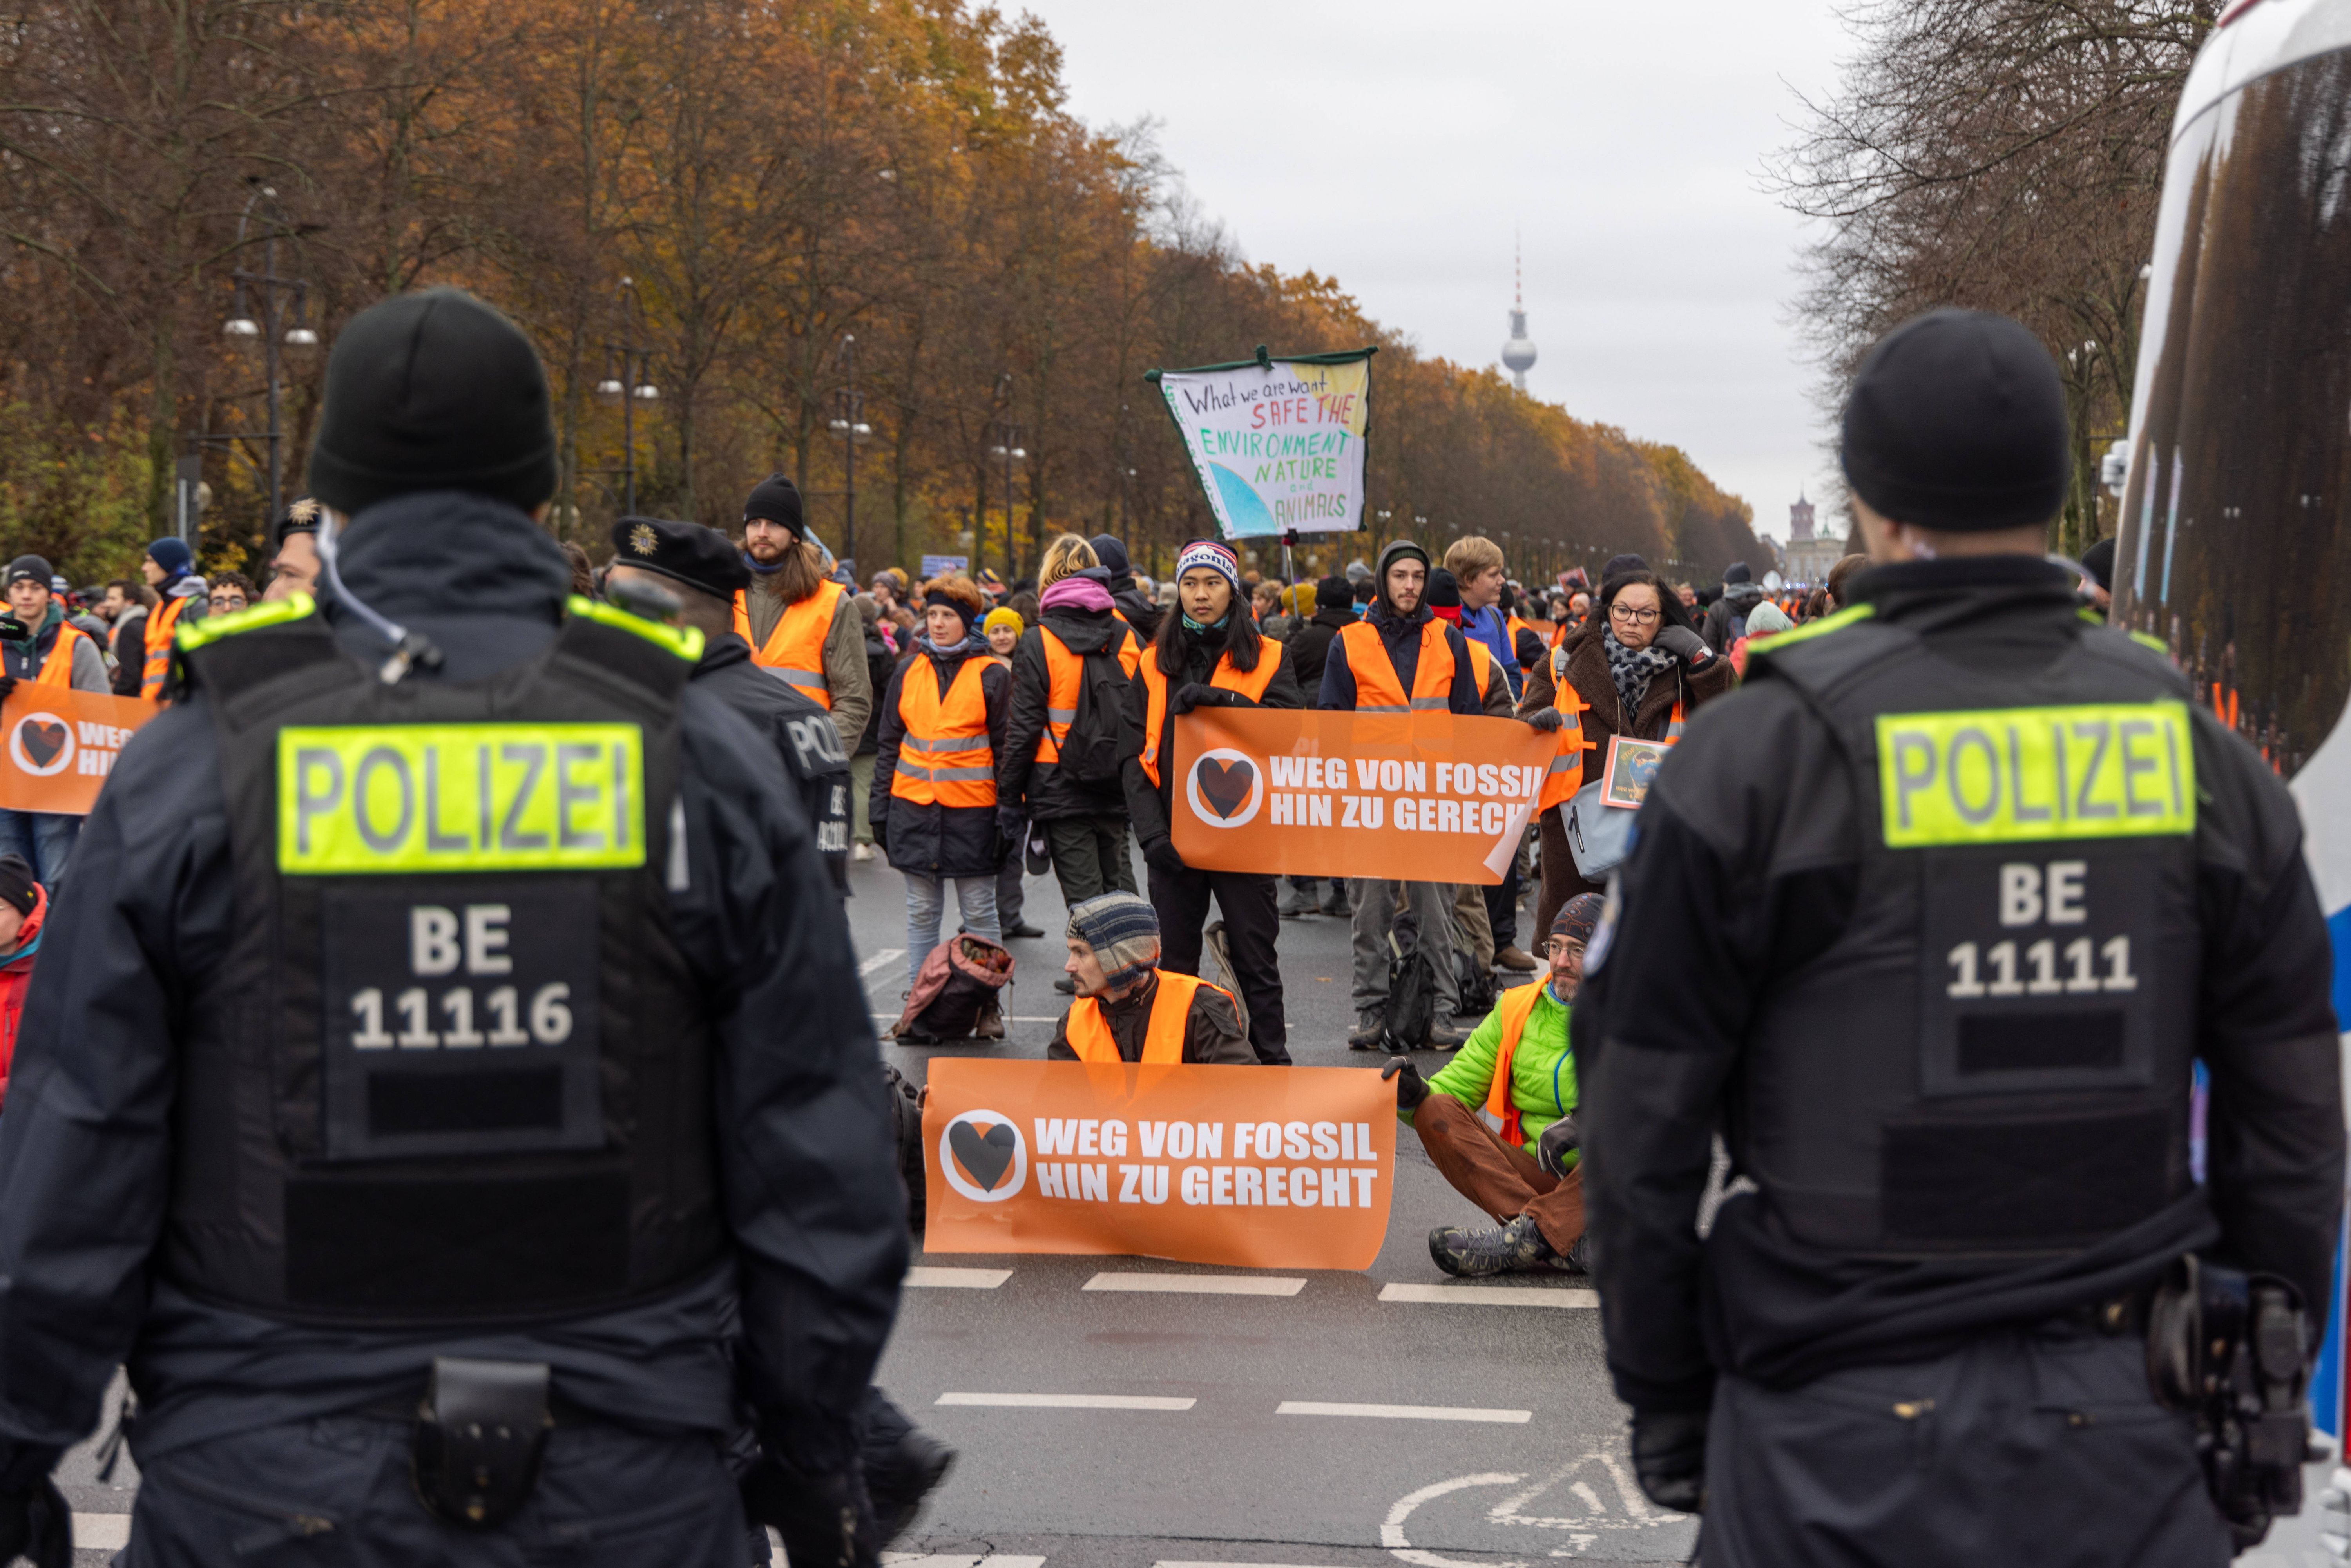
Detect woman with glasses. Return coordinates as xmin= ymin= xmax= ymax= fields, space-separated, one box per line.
xmin=1518 ymin=563 xmax=1732 ymax=941
xmin=205 ymin=572 xmax=254 ymax=616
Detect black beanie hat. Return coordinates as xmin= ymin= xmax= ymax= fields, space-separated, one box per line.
xmin=2079 ymin=535 xmax=2117 ymax=591
xmin=1841 ymin=308 xmax=2069 ymax=532
xmin=743 ymin=473 xmax=805 ymax=537
xmin=0 ymin=855 xmax=36 ymax=919
xmin=1316 ymin=574 xmax=1351 ymax=612
xmin=307 ymin=288 xmax=558 ymax=518
xmin=1425 ymin=568 xmax=1462 ymax=609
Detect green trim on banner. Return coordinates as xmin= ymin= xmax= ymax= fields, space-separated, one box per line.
xmin=1146 ymin=347 xmax=1378 ymax=539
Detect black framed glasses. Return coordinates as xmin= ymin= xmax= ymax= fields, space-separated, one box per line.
xmin=1608 ymin=603 xmax=1660 ymax=625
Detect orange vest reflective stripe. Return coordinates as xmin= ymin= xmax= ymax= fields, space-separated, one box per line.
xmin=1037 ymin=624 xmax=1143 ymax=767
xmin=891 ymin=656 xmax=996 ymax=808
xmin=1537 ymin=682 xmax=1590 ymax=813
xmin=1482 ymin=981 xmax=1549 ymax=1147
xmin=1336 ymin=619 xmax=1454 ymax=713
xmin=141 ymin=596 xmax=188 ymax=700
xmin=1065 ymin=970 xmax=1228 ymax=1065
xmin=731 ymin=578 xmax=845 ymax=708
xmin=33 ymin=623 xmax=85 ymax=689
xmin=1136 ymin=641 xmax=1281 ymax=788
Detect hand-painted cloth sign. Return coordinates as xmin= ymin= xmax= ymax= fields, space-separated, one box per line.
xmin=922 ymin=1059 xmax=1395 ymax=1269
xmin=0 ymin=687 xmax=154 ymax=814
xmin=1149 ymin=348 xmax=1375 ymax=538
xmin=1168 ymin=708 xmax=1553 ymax=884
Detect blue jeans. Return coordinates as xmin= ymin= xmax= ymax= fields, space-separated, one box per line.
xmin=905 ymin=873 xmax=998 ymax=986
xmin=0 ymin=811 xmax=80 ymax=893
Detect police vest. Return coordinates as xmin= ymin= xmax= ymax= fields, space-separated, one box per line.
xmin=731 ymin=578 xmax=844 ymax=708
xmin=892 ymin=655 xmax=996 ymax=808
xmin=31 ymin=623 xmax=86 ymax=688
xmin=142 ymin=594 xmax=190 ymax=699
xmin=1065 ymin=971 xmax=1228 ymax=1065
xmin=1739 ymin=606 xmax=2201 ymax=1258
xmin=1136 ymin=643 xmax=1281 ymax=788
xmin=1035 ymin=623 xmax=1141 ymax=768
xmin=165 ymin=593 xmax=726 ymax=1325
xmin=1337 ymin=620 xmax=1454 ymax=712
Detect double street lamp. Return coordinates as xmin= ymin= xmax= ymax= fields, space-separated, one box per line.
xmin=828 ymin=335 xmax=872 ymax=572
xmin=987 ymin=371 xmax=1025 ymax=578
xmin=208 ymin=181 xmax=323 ymax=541
xmin=596 ymin=277 xmax=659 ymax=515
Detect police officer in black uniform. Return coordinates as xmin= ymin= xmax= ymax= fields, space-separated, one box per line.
xmin=0 ymin=288 xmax=907 ymax=1566
xmin=1579 ymin=309 xmax=2344 ymax=1566
xmin=604 ymin=514 xmax=853 ymax=893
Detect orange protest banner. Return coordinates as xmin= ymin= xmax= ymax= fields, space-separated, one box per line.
xmin=922 ymin=1059 xmax=1396 ymax=1270
xmin=1168 ymin=708 xmax=1556 ymax=884
xmin=0 ymin=686 xmax=153 ymax=815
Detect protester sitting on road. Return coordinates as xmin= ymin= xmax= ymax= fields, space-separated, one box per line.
xmin=1322 ymin=538 xmax=1516 ymax=1050
xmin=871 ymin=574 xmax=1010 ymax=987
xmin=1385 ymin=894 xmax=1599 ymax=1277
xmin=1521 ymin=563 xmax=1732 ymax=944
xmin=1728 ymin=599 xmax=1794 ymax=677
xmin=1046 ymin=893 xmax=1252 ymax=1065
xmin=1124 ymin=538 xmax=1302 ymax=1064
xmin=0 ymin=855 xmax=46 ymax=1111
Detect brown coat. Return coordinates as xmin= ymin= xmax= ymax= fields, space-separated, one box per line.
xmin=1517 ymin=613 xmax=1733 ymax=752
xmin=1045 ymin=970 xmax=1254 ymax=1065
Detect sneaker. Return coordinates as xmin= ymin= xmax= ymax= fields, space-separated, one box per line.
xmin=1321 ymin=887 xmax=1351 ymax=917
xmin=1428 ymin=1214 xmax=1567 ymax=1278
xmin=1005 ymin=922 xmax=1045 ymax=939
xmin=852 ymin=842 xmax=876 ymax=862
xmin=1054 ymin=974 xmax=1077 ymax=994
xmin=1277 ymin=886 xmax=1318 ymax=918
xmin=1346 ymin=1011 xmax=1386 ymax=1050
xmin=1564 ymin=1233 xmax=1592 ymax=1275
xmin=1494 ymin=944 xmax=1538 ymax=973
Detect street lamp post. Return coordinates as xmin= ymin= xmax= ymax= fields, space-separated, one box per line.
xmin=596 ymin=277 xmax=659 ymax=516
xmin=828 ymin=335 xmax=873 ymax=573
xmin=986 ymin=371 xmax=1026 ymax=578
xmin=218 ymin=181 xmax=321 ymax=537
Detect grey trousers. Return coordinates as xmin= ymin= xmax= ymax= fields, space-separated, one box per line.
xmin=126 ymin=1412 xmax=746 ymax=1566
xmin=1043 ymin=815 xmax=1137 ymax=904
xmin=1349 ymin=878 xmax=1461 ymax=1018
xmin=1701 ymin=1325 xmax=2230 ymax=1568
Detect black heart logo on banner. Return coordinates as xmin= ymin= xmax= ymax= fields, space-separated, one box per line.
xmin=948 ymin=1119 xmax=1018 ymax=1192
xmin=1198 ymin=758 xmax=1255 ymax=819
xmin=19 ymin=722 xmax=66 ymax=770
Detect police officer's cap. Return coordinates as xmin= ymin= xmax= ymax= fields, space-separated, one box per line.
xmin=1841 ymin=309 xmax=2070 ymax=532
xmin=610 ymin=515 xmax=750 ymax=599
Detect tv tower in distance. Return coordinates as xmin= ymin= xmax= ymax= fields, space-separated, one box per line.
xmin=1502 ymin=235 xmax=1537 ymax=393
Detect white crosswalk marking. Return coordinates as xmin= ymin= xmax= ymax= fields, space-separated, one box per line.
xmin=1084 ymin=1272 xmax=1305 ymax=1296
xmin=859 ymin=947 xmax=907 ymax=979
xmin=907 ymin=1266 xmax=1012 ymax=1289
xmin=1378 ymin=1282 xmax=1596 ymax=1308
xmin=1277 ymin=1400 xmax=1531 ymax=1423
xmin=938 ymin=1392 xmax=1194 ymax=1410
xmin=73 ymin=1514 xmax=130 ymax=1548
xmin=883 ymin=1556 xmax=1049 ymax=1568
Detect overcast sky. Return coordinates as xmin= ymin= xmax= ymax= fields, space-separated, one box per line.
xmin=1028 ymin=0 xmax=1856 ymax=544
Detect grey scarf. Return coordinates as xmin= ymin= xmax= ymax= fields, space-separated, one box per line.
xmin=1603 ymin=628 xmax=1677 ymax=722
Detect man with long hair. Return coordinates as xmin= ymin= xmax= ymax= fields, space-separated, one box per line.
xmin=734 ymin=473 xmax=871 ymax=755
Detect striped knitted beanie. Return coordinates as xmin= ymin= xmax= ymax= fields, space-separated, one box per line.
xmin=1067 ymin=892 xmax=1161 ymax=990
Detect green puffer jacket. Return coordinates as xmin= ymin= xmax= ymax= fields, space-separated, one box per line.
xmin=1402 ymin=980 xmax=1578 ymax=1152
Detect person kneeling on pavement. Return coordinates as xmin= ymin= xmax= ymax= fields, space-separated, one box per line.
xmin=1047 ymin=893 xmax=1253 ymax=1065
xmin=1383 ymin=894 xmax=1600 ymax=1277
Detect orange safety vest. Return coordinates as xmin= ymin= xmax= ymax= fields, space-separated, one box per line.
xmin=1482 ymin=981 xmax=1550 ymax=1147
xmin=1036 ymin=623 xmax=1143 ymax=767
xmin=1464 ymin=636 xmax=1494 ymax=700
xmin=1336 ymin=619 xmax=1454 ymax=713
xmin=1136 ymin=641 xmax=1282 ymax=788
xmin=1506 ymin=613 xmax=1534 ymax=650
xmin=31 ymin=623 xmax=86 ymax=689
xmin=1065 ymin=970 xmax=1231 ymax=1065
xmin=731 ymin=578 xmax=845 ymax=708
xmin=891 ymin=656 xmax=997 ymax=809
xmin=1537 ymin=683 xmax=1590 ymax=812
xmin=141 ymin=595 xmax=189 ymax=700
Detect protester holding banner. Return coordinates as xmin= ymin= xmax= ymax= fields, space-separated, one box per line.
xmin=0 ymin=556 xmax=110 ymax=893
xmin=1122 ymin=539 xmax=1302 ymax=1065
xmin=873 ymin=574 xmax=1011 ymax=987
xmin=1322 ymin=539 xmax=1516 ymax=1050
xmin=1521 ymin=563 xmax=1732 ymax=945
xmin=1044 ymin=892 xmax=1252 ymax=1065
xmin=1276 ymin=576 xmax=1358 ymax=920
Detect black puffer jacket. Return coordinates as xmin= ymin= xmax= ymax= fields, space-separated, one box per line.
xmin=856 ymin=625 xmax=893 ymax=757
xmin=1286 ymin=603 xmax=1356 ymax=706
xmin=997 ymin=600 xmax=1138 ymax=821
xmin=1121 ymin=616 xmax=1304 ymax=855
xmin=871 ymin=632 xmax=1010 ymax=878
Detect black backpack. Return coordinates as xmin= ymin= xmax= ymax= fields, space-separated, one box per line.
xmin=1454 ymin=950 xmax=1497 ymax=1019
xmin=881 ymin=1063 xmax=927 ymax=1230
xmin=1382 ymin=912 xmax=1438 ymax=1053
xmin=1060 ymin=646 xmax=1139 ymax=784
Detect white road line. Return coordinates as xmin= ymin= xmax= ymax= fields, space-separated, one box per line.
xmin=938 ymin=1391 xmax=1195 ymax=1410
xmin=1379 ymin=1282 xmax=1598 ymax=1308
xmin=1084 ymin=1271 xmax=1305 ymax=1296
xmin=859 ymin=948 xmax=907 ymax=980
xmin=871 ymin=1012 xmax=1063 ymax=1023
xmin=73 ymin=1514 xmax=130 ymax=1548
xmin=884 ymin=1557 xmax=1049 ymax=1568
xmin=1155 ymin=1562 xmax=1355 ymax=1567
xmin=907 ymin=1266 xmax=1012 ymax=1289
xmin=1277 ymin=1400 xmax=1531 ymax=1424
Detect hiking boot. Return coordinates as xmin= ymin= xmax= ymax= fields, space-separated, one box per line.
xmin=1428 ymin=1214 xmax=1567 ymax=1278
xmin=1429 ymin=1021 xmax=1474 ymax=1049
xmin=1494 ymin=944 xmax=1538 ymax=973
xmin=1004 ymin=922 xmax=1045 ymax=939
xmin=868 ymin=1425 xmax=957 ymax=1543
xmin=1564 ymin=1233 xmax=1592 ymax=1275
xmin=1054 ymin=974 xmax=1077 ymax=994
xmin=1346 ymin=1011 xmax=1386 ymax=1050
xmin=1277 ymin=884 xmax=1318 ymax=918
xmin=1321 ymin=886 xmax=1351 ymax=917
xmin=974 ymin=998 xmax=1005 ymax=1040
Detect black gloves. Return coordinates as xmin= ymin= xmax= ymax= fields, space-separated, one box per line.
xmin=1169 ymin=683 xmax=1248 ymax=716
xmin=1143 ymin=838 xmax=1186 ymax=878
xmin=0 ymin=675 xmax=17 ymax=703
xmin=1653 ymin=626 xmax=1712 ymax=667
xmin=1380 ymin=1057 xmax=1429 ymax=1111
xmin=1630 ymin=1408 xmax=1710 ymax=1514
xmin=869 ymin=817 xmax=888 ymax=854
xmin=1525 ymin=707 xmax=1565 ymax=733
xmin=0 ymin=617 xmax=28 ymax=646
xmin=997 ymin=805 xmax=1026 ymax=844
xmin=1535 ymin=1112 xmax=1580 ymax=1179
xmin=0 ymin=1478 xmax=72 ymax=1568
xmin=741 ymin=1456 xmax=881 ymax=1568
